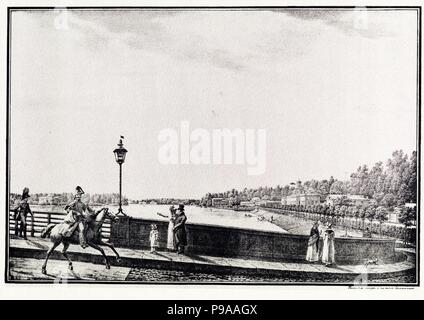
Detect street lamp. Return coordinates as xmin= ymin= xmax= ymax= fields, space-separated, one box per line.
xmin=113 ymin=137 xmax=128 ymax=216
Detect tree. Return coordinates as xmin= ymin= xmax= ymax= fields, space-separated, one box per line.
xmin=381 ymin=193 xmax=396 ymax=210
xmin=329 ymin=206 xmax=336 ymax=224
xmin=364 ymin=204 xmax=379 ymax=234
xmin=375 ymin=206 xmax=388 ymax=237
xmin=398 ymin=206 xmax=417 ymax=244
xmin=329 ymin=181 xmax=347 ymax=195
xmin=385 ymin=150 xmax=410 ymax=204
xmin=408 ymin=151 xmax=417 ymax=203
xmin=350 ymin=165 xmax=370 ymax=196
xmin=339 ymin=205 xmax=349 ymax=234
xmin=318 ymin=180 xmax=331 ymax=196
xmin=353 ymin=205 xmax=361 ymax=229
xmin=398 ymin=206 xmax=416 ymax=227
xmin=270 ymin=188 xmax=281 ymax=201
xmin=367 ymin=161 xmax=385 ymax=199
xmin=346 ymin=206 xmax=356 ymax=229
xmin=359 ymin=205 xmax=368 ymax=230
xmin=333 ymin=195 xmax=350 ymax=206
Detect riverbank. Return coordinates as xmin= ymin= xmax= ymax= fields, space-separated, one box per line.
xmin=257 ymin=209 xmax=366 ymax=238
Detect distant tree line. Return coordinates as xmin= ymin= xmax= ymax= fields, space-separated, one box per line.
xmin=200 ymin=150 xmax=417 ymax=241
xmin=10 ymin=192 xmax=129 ymax=206
xmin=9 ymin=192 xmax=199 ymax=207
xmin=201 ymin=150 xmax=417 ymax=210
xmin=135 ymin=198 xmax=200 ymax=205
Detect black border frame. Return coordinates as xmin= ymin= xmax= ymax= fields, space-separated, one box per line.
xmin=4 ymin=6 xmax=421 ymax=286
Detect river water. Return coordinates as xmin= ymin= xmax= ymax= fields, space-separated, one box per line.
xmin=31 ymin=204 xmax=285 ymax=232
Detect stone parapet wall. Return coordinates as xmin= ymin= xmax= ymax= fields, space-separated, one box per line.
xmin=110 ymin=216 xmax=397 ymax=264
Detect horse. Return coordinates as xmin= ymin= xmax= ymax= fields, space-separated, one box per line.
xmin=40 ymin=207 xmax=121 ymax=275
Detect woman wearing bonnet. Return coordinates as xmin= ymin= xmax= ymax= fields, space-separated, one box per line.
xmin=322 ymin=222 xmax=336 ymax=266
xmin=157 ymin=205 xmax=177 ymax=251
xmin=306 ymin=221 xmax=320 ymax=263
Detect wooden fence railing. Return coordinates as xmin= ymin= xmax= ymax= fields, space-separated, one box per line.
xmin=8 ymin=210 xmax=111 ymax=241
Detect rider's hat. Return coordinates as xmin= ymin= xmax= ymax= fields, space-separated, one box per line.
xmin=75 ymin=186 xmax=85 ymax=195
xmin=178 ymin=204 xmax=185 ymax=211
xmin=21 ymin=187 xmax=30 ymax=199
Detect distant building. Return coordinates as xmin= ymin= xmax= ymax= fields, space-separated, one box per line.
xmin=325 ymin=194 xmax=369 ymax=206
xmin=38 ymin=195 xmax=61 ymax=205
xmin=240 ymin=201 xmax=255 ymax=207
xmin=389 ymin=203 xmax=416 ymax=223
xmin=281 ymin=194 xmax=321 ymax=206
xmin=250 ymin=197 xmax=261 ymax=204
xmin=261 ymin=200 xmax=281 ymax=208
xmin=265 ymin=200 xmax=281 ymax=206
xmin=388 ymin=211 xmax=399 ymax=223
xmin=38 ymin=196 xmax=49 ymax=205
xmin=405 ymin=203 xmax=417 ymax=208
xmin=211 ymin=198 xmax=228 ymax=207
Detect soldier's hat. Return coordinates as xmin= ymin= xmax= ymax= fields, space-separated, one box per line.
xmin=75 ymin=186 xmax=85 ymax=195
xmin=21 ymin=187 xmax=30 ymax=200
xmin=178 ymin=204 xmax=185 ymax=211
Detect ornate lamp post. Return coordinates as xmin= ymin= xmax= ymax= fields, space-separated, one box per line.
xmin=113 ymin=137 xmax=128 ymax=216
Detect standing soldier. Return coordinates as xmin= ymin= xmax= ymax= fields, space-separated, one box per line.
xmin=13 ymin=187 xmax=33 ymax=239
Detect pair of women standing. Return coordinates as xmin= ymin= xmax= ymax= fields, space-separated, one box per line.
xmin=157 ymin=204 xmax=187 ymax=254
xmin=306 ymin=221 xmax=335 ymax=266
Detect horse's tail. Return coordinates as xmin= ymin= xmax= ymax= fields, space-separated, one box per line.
xmin=40 ymin=224 xmax=55 ymax=238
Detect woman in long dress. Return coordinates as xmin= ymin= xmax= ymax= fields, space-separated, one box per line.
xmin=306 ymin=221 xmax=320 ymax=262
xmin=322 ymin=222 xmax=335 ymax=266
xmin=173 ymin=204 xmax=187 ymax=254
xmin=157 ymin=205 xmax=177 ymax=251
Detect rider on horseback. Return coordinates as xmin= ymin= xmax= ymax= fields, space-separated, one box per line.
xmin=40 ymin=195 xmax=120 ymax=274
xmin=63 ymin=186 xmax=96 ymax=248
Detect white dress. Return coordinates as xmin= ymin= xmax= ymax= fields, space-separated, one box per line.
xmin=306 ymin=232 xmax=320 ymax=262
xmin=167 ymin=214 xmax=175 ymax=250
xmin=322 ymin=229 xmax=335 ymax=264
xmin=150 ymin=229 xmax=159 ymax=248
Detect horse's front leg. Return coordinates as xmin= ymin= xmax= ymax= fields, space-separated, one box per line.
xmin=87 ymin=241 xmax=110 ymax=269
xmin=99 ymin=240 xmax=121 ymax=263
xmin=42 ymin=241 xmax=60 ymax=275
xmin=61 ymin=241 xmax=73 ymax=271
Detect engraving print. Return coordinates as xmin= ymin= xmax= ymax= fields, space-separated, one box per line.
xmin=6 ymin=7 xmax=419 ymax=285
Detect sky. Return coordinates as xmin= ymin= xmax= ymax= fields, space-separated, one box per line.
xmin=10 ymin=9 xmax=418 ymax=199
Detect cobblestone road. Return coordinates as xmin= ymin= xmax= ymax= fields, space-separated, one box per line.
xmin=126 ymin=266 xmax=417 ymax=284
xmin=9 ymin=256 xmax=416 ymax=284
